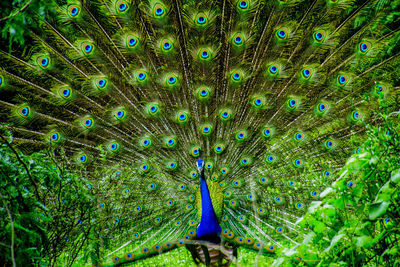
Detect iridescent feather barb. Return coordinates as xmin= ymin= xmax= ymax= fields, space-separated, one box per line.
xmin=0 ymin=0 xmax=399 ymax=266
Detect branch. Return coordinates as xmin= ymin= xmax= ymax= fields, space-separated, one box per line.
xmin=0 ymin=0 xmax=33 ymax=22
xmin=0 ymin=192 xmax=16 ymax=267
xmin=0 ymin=133 xmax=41 ymax=202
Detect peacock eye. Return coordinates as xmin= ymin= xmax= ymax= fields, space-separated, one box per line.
xmin=85 ymin=44 xmax=92 ymax=53
xmin=68 ymin=5 xmax=80 ymax=17
xmin=62 ymin=88 xmax=70 ymax=97
xmin=302 ymin=68 xmax=311 ymax=77
xmin=360 ymin=43 xmax=367 ymax=51
xmin=163 ymin=42 xmax=171 ymax=49
xmin=119 ymin=3 xmax=127 ymax=11
xmin=239 ymin=1 xmax=248 ymax=9
xmin=129 ymin=38 xmax=137 ymax=46
xmin=168 ymin=76 xmax=175 ymax=83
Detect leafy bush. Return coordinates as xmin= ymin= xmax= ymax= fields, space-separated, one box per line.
xmin=275 ymin=112 xmax=400 ymax=266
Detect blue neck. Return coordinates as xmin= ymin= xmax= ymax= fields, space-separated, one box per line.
xmin=196 ymin=169 xmax=221 ymax=242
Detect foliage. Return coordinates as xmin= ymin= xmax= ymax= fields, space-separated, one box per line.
xmin=0 ymin=0 xmax=57 ymax=46
xmin=274 ymin=111 xmax=400 ymax=266
xmin=0 ymin=132 xmax=95 ymax=266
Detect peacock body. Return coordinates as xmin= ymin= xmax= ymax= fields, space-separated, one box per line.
xmin=0 ymin=0 xmax=399 ymax=265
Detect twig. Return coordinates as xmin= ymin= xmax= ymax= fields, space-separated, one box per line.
xmin=0 ymin=192 xmax=16 ymax=267
xmin=0 ymin=133 xmax=41 ymax=202
xmin=0 ymin=0 xmax=33 ymax=22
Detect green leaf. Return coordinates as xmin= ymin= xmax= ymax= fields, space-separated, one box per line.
xmin=368 ymin=200 xmax=390 ymax=220
xmin=324 ymin=234 xmax=345 ymax=253
xmin=355 ymin=235 xmax=373 ymax=248
xmin=390 ymin=169 xmax=400 ymax=184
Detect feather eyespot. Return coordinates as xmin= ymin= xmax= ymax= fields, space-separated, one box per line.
xmin=214 ymin=143 xmax=225 ymax=154
xmin=351 ymin=110 xmax=361 ymax=122
xmin=262 ymin=127 xmax=273 ymax=138
xmin=37 ymin=56 xmax=50 ymax=69
xmin=190 ymin=146 xmax=200 ymax=157
xmin=107 ymin=141 xmax=120 ymax=152
xmin=200 ymin=123 xmax=212 ymax=135
xmin=294 ymin=131 xmax=304 ymax=142
xmin=148 ymin=183 xmax=156 ymax=190
xmin=301 ymin=68 xmax=312 ymax=79
xmin=293 ymin=159 xmax=303 ymax=167
xmin=165 ymin=137 xmax=177 ymax=148
xmin=140 ymin=163 xmax=150 ymax=173
xmin=154 ymin=4 xmax=165 ymax=17
xmin=219 ymin=109 xmax=232 ymax=121
xmin=233 ymin=73 xmax=240 ymax=80
xmin=85 ymin=118 xmax=93 ymax=128
xmin=147 ymin=103 xmax=160 ymax=117
xmin=265 ymin=155 xmax=276 ymax=163
xmin=232 ymin=32 xmax=246 ymax=48
xmin=276 ymin=27 xmax=289 ymax=40
xmin=77 ymin=153 xmax=88 ymax=164
xmin=237 ymin=0 xmax=249 ymax=10
xmin=60 ymin=87 xmax=72 ymax=99
xmin=235 ymin=130 xmax=247 ymax=141
xmin=48 ymin=130 xmax=62 ymax=143
xmin=324 ymin=139 xmax=335 ymax=150
xmin=95 ymin=77 xmax=108 ymax=90
xmin=133 ymin=232 xmax=140 ymax=239
xmin=240 ymin=156 xmax=251 ymax=167
xmin=257 ymin=208 xmax=265 ymax=215
xmin=176 ymin=111 xmax=189 ymax=124
xmin=126 ymin=34 xmax=139 ymax=49
xmin=359 ymin=41 xmax=371 ymax=54
xmin=269 ymin=65 xmax=278 ymax=74
xmin=197 ymin=16 xmax=205 ymax=24
xmin=196 ymin=86 xmax=211 ymax=101
xmin=116 ymin=1 xmax=129 ymax=13
xmin=251 ymin=96 xmax=265 ymax=109
xmin=313 ymin=30 xmax=326 ymax=43
xmin=195 ymin=13 xmax=209 ymax=26
xmin=275 ymin=196 xmax=282 ymax=203
xmin=67 ymin=5 xmax=80 ymax=18
xmin=347 ymin=181 xmax=354 ymax=188
xmin=163 ymin=41 xmax=172 ymax=50
xmin=81 ymin=42 xmax=94 ymax=55
xmin=258 ymin=177 xmax=270 ymax=185
xmin=287 ymin=98 xmax=299 ymax=110
xmin=18 ymin=106 xmax=31 ymax=118
xmin=198 ymin=48 xmax=212 ymax=61
xmin=125 ymin=253 xmax=134 ymax=260
xmin=114 ymin=109 xmax=126 ymax=120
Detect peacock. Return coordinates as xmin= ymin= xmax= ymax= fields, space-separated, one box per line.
xmin=0 ymin=0 xmax=399 ymax=266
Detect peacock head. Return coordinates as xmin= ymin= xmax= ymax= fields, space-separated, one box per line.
xmin=196 ymin=158 xmax=204 ymax=173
